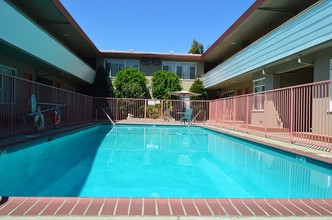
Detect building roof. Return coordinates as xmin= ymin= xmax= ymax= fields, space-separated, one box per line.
xmin=9 ymin=0 xmax=99 ymax=57
xmin=202 ymin=0 xmax=320 ymax=62
xmin=100 ymin=50 xmax=201 ymax=61
xmin=8 ymin=0 xmax=320 ymax=61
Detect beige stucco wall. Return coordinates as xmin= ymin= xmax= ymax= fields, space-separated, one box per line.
xmin=141 ymin=64 xmax=161 ymax=76
xmin=145 ymin=76 xmax=197 ymax=98
xmin=181 ymin=80 xmax=195 ymax=91
xmin=99 ymin=57 xmax=204 ymax=78
xmin=312 ymin=97 xmax=332 ymax=136
xmin=251 ymin=111 xmax=264 ymax=126
xmin=101 ymin=56 xmax=204 ymax=98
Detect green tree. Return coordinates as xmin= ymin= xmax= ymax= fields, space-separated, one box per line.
xmin=92 ymin=66 xmax=114 ymax=97
xmin=189 ymin=78 xmax=208 ymax=100
xmin=188 ymin=39 xmax=204 ymax=54
xmin=114 ymin=68 xmax=148 ymax=98
xmin=151 ymin=70 xmax=182 ymax=99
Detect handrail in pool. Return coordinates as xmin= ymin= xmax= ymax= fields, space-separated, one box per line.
xmin=100 ymin=107 xmax=115 ymax=126
xmin=189 ymin=110 xmax=206 ymax=127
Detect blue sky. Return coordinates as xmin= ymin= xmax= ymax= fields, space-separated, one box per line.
xmin=60 ymin=0 xmax=255 ymax=53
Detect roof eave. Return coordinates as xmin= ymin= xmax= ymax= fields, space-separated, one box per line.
xmin=52 ymin=0 xmax=100 ymax=55
xmin=202 ymin=0 xmax=266 ymax=60
xmin=100 ymin=51 xmax=202 ymax=61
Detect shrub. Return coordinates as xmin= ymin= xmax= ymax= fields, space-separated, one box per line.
xmin=189 ymin=78 xmax=208 ymax=100
xmin=151 ymin=70 xmax=182 ymax=99
xmin=114 ymin=68 xmax=148 ymax=98
xmin=92 ymin=66 xmax=114 ymax=97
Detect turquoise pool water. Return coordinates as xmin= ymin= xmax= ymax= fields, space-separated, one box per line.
xmin=0 ymin=124 xmax=331 ymax=198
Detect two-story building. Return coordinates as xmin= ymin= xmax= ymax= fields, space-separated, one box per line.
xmin=1 ymin=0 xmax=331 ymax=98
xmin=202 ymin=0 xmax=331 ymax=98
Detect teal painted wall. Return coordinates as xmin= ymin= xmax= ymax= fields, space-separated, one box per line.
xmin=0 ymin=0 xmax=95 ymax=84
xmin=203 ymin=1 xmax=332 ymax=88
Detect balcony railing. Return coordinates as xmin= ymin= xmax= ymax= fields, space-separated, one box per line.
xmin=0 ymin=73 xmax=92 ymax=136
xmin=93 ymin=97 xmax=209 ymax=123
xmin=209 ymin=80 xmax=332 ymax=148
xmin=0 ymin=73 xmax=331 ymax=149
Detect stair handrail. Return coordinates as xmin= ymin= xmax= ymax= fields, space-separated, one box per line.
xmin=100 ymin=107 xmax=115 ymax=126
xmin=188 ymin=110 xmax=206 ymax=127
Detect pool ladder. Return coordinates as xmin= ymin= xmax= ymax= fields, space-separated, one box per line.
xmin=188 ymin=110 xmax=206 ymax=127
xmin=100 ymin=107 xmax=115 ymax=126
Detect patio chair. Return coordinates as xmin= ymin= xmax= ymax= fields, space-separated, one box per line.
xmin=180 ymin=108 xmax=193 ymax=124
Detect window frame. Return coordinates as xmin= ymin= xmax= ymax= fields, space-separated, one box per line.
xmin=221 ymin=90 xmax=235 ymax=98
xmin=162 ymin=61 xmax=197 ymax=80
xmin=0 ymin=64 xmax=17 ymax=104
xmin=104 ymin=59 xmax=140 ymax=77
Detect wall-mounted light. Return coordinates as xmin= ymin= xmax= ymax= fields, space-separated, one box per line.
xmin=262 ymin=68 xmax=266 ymax=75
xmin=298 ymin=54 xmax=313 ymax=65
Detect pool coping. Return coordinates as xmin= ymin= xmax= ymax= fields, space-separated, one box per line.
xmin=1 ymin=122 xmax=332 ymax=217
xmin=1 ymin=197 xmax=332 ymax=217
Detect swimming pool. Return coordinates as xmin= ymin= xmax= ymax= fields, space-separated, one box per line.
xmin=0 ymin=124 xmax=331 ymax=198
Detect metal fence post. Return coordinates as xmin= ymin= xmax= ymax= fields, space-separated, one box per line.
xmin=246 ymin=95 xmax=249 ymax=132
xmin=9 ymin=77 xmax=14 ymax=136
xmin=144 ymin=99 xmax=147 ymax=119
xmin=264 ymin=92 xmax=267 ymax=137
xmin=290 ymin=88 xmax=294 ymax=143
xmin=233 ymin=97 xmax=236 ymax=130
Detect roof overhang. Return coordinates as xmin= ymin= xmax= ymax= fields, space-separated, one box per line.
xmin=100 ymin=51 xmax=202 ymax=61
xmin=7 ymin=0 xmax=320 ymax=65
xmin=202 ymin=0 xmax=320 ymax=62
xmin=9 ymin=0 xmax=99 ymax=57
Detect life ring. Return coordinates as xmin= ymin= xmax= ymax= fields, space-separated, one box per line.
xmin=34 ymin=112 xmax=44 ymax=131
xmin=30 ymin=94 xmax=36 ymax=113
xmin=54 ymin=107 xmax=61 ymax=128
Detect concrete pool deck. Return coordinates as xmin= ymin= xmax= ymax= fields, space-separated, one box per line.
xmin=0 ymin=121 xmax=331 ymax=219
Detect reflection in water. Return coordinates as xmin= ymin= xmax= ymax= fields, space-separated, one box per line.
xmin=0 ymin=126 xmax=104 ymax=196
xmin=206 ymin=131 xmax=332 ymax=198
xmin=0 ymin=125 xmax=331 ymax=198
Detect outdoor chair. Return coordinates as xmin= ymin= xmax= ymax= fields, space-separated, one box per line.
xmin=180 ymin=108 xmax=193 ymax=124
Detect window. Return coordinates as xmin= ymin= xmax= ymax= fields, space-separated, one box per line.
xmin=221 ymin=90 xmax=235 ymax=98
xmin=0 ymin=65 xmax=17 ymax=104
xmin=126 ymin=60 xmax=139 ymax=69
xmin=162 ymin=62 xmax=176 ymax=72
xmin=190 ymin=66 xmax=196 ymax=79
xmin=162 ymin=61 xmax=197 ymax=80
xmin=176 ymin=66 xmax=182 ymax=79
xmin=104 ymin=59 xmax=140 ymax=77
xmin=62 ymin=84 xmax=76 ymax=92
xmin=252 ymin=78 xmax=265 ymax=110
